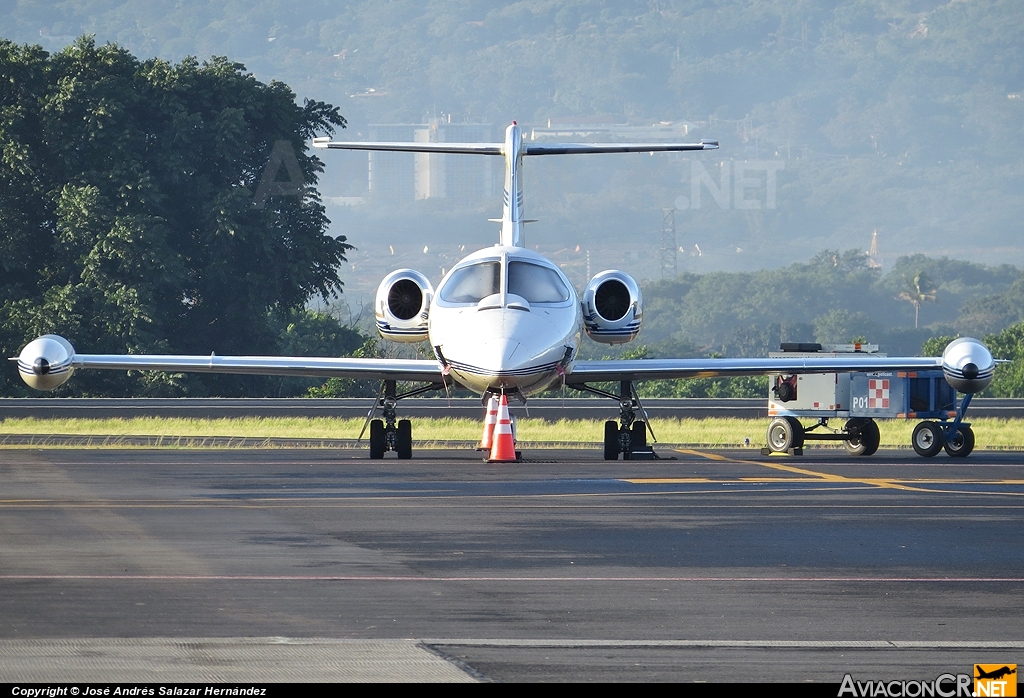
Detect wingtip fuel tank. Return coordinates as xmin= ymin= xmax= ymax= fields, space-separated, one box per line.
xmin=17 ymin=334 xmax=76 ymax=390
xmin=942 ymin=337 xmax=994 ymax=394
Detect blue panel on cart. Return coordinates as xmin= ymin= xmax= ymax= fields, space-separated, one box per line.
xmin=850 ymin=372 xmax=905 ymax=418
xmin=850 ymin=370 xmax=955 ymax=419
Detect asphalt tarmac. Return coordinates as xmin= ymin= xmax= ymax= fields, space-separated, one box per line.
xmin=0 ymin=446 xmax=1022 ymax=683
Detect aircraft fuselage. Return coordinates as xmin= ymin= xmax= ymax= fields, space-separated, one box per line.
xmin=428 ymin=245 xmax=582 ymax=396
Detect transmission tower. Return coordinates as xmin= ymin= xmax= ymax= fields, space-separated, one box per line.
xmin=660 ymin=207 xmax=677 ymax=278
xmin=867 ymin=229 xmax=882 ymax=268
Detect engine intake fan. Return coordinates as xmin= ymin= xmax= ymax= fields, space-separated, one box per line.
xmin=582 ymin=270 xmax=643 ymax=344
xmin=375 ymin=269 xmax=433 ymax=343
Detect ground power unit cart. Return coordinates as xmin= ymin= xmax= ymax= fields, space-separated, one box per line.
xmin=764 ymin=343 xmax=975 ymax=458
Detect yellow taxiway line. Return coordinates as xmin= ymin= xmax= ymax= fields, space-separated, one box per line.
xmin=619 ymin=449 xmax=1024 ymax=496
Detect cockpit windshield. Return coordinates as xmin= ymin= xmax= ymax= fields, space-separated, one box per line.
xmin=508 ymin=261 xmax=570 ymax=303
xmin=437 ymin=257 xmax=571 ymax=306
xmin=438 ymin=261 xmax=500 ymax=303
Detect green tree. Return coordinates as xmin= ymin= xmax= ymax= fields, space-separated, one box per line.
xmin=981 ymin=323 xmax=1024 ymax=397
xmin=268 ymin=309 xmax=365 ymax=396
xmin=0 ymin=37 xmax=350 ymax=396
xmin=813 ymin=310 xmax=881 ymax=345
xmin=921 ymin=335 xmax=958 ymax=357
xmin=897 ymin=272 xmax=938 ymax=329
xmin=307 ymin=335 xmax=433 ymax=398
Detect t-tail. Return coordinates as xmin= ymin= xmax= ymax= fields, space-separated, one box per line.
xmin=501 ymin=123 xmax=527 ymax=246
xmin=313 ymin=122 xmax=719 ymax=247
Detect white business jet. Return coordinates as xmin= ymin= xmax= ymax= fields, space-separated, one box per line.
xmin=15 ymin=123 xmax=995 ymax=459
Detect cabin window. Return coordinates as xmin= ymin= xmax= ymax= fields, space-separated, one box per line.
xmin=438 ymin=261 xmax=500 ymax=303
xmin=508 ymin=261 xmax=570 ymax=303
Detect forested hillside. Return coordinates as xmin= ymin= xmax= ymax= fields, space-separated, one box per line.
xmin=3 ymin=0 xmax=1021 ymax=275
xmin=592 ymin=250 xmax=1024 ymax=398
xmin=4 ymin=2 xmax=1024 ymax=397
xmin=638 ymin=250 xmax=1021 ymax=357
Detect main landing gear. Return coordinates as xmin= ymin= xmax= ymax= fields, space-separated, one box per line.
xmin=362 ymin=380 xmax=444 ymax=459
xmin=571 ymin=380 xmax=655 ymax=460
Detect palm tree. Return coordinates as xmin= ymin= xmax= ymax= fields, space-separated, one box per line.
xmin=897 ymin=272 xmax=937 ymax=328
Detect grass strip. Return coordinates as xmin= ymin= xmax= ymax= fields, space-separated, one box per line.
xmin=1 ymin=416 xmax=1023 ymax=449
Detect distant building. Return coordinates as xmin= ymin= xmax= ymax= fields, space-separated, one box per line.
xmin=367 ymin=119 xmax=497 ymax=205
xmin=367 ymin=124 xmax=416 ymax=204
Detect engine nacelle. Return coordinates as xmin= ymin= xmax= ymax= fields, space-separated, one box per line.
xmin=375 ymin=269 xmax=433 ymax=343
xmin=942 ymin=337 xmax=995 ymax=394
xmin=17 ymin=334 xmax=76 ymax=390
xmin=582 ymin=270 xmax=643 ymax=344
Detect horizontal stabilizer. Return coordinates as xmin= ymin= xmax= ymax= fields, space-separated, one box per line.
xmin=311 ymin=138 xmax=718 ymax=156
xmin=313 ymin=123 xmax=720 ymax=249
xmin=313 ymin=138 xmax=502 ymax=155
xmin=525 ymin=140 xmax=718 ymax=155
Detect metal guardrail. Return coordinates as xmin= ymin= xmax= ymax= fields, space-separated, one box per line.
xmin=2 ymin=397 xmax=1024 ymax=420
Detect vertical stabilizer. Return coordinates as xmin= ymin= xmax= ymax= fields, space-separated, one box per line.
xmin=501 ymin=123 xmax=526 ymax=247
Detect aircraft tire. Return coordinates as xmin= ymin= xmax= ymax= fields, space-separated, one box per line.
xmin=943 ymin=425 xmax=975 ymax=458
xmin=631 ymin=421 xmax=647 ymax=450
xmin=396 ymin=419 xmax=412 ymax=460
xmin=912 ymin=421 xmax=944 ymax=457
xmin=369 ymin=419 xmax=386 ymax=459
xmin=604 ymin=421 xmax=620 ymax=460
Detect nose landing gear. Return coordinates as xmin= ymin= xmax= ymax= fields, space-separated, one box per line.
xmin=911 ymin=393 xmax=976 ymax=458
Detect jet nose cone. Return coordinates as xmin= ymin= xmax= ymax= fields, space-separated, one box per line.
xmin=475 ymin=337 xmax=523 ymax=371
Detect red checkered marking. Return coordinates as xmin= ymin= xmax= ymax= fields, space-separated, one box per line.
xmin=868 ymin=378 xmax=889 ymax=409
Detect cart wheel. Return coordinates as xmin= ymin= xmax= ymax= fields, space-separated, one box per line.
xmin=767 ymin=417 xmax=802 ymax=452
xmin=785 ymin=416 xmax=805 ymax=448
xmin=396 ymin=419 xmax=412 ymax=460
xmin=844 ymin=418 xmax=880 ymax=457
xmin=603 ymin=421 xmax=620 ymax=460
xmin=943 ymin=425 xmax=975 ymax=458
xmin=860 ymin=419 xmax=880 ymax=456
xmin=911 ymin=421 xmax=944 ymax=458
xmin=369 ymin=419 xmax=385 ymax=459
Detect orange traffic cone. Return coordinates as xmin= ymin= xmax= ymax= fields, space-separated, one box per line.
xmin=478 ymin=395 xmax=499 ymax=451
xmin=487 ymin=394 xmax=518 ymax=462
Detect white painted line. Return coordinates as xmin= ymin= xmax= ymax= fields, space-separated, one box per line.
xmin=2 ymin=574 xmax=1023 ymax=582
xmin=421 ymin=639 xmax=1024 ymax=649
xmin=0 ymin=637 xmax=477 ymax=683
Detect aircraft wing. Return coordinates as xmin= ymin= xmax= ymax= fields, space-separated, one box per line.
xmin=67 ymin=353 xmax=444 ymax=383
xmin=525 ymin=140 xmax=719 ymax=155
xmin=565 ymin=356 xmax=943 ymax=384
